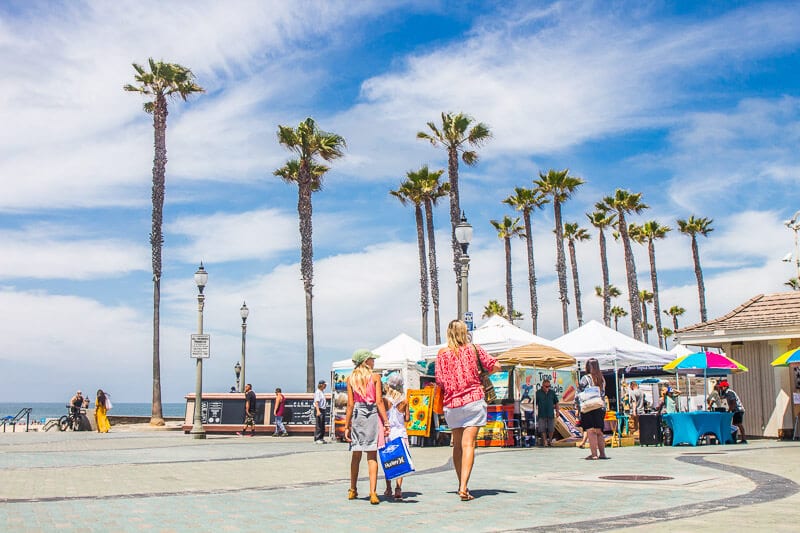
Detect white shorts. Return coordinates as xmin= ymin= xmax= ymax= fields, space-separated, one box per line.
xmin=444 ymin=399 xmax=487 ymax=428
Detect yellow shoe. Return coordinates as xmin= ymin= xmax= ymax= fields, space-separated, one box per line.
xmin=369 ymin=492 xmax=380 ymax=505
xmin=347 ymin=489 xmax=357 ymax=500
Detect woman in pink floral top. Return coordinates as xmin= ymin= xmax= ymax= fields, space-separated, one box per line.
xmin=435 ymin=320 xmax=500 ymax=501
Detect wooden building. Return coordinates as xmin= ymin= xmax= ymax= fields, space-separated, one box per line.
xmin=675 ymin=292 xmax=800 ymax=439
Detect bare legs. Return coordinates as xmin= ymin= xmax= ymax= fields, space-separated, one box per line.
xmin=350 ymin=451 xmax=380 ymax=497
xmin=586 ymin=428 xmax=607 ymax=459
xmin=451 ymin=426 xmax=479 ymax=496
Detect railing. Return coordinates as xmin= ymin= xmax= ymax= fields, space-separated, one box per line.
xmin=1 ymin=407 xmax=32 ymax=432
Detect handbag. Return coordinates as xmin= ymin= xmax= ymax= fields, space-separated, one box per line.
xmin=379 ymin=437 xmax=415 ymax=480
xmin=577 ymin=376 xmax=603 ymax=413
xmin=431 ymin=384 xmax=444 ymax=415
xmin=473 ymin=344 xmax=497 ymax=403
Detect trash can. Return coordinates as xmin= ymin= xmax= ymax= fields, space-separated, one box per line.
xmin=638 ymin=413 xmax=662 ymax=446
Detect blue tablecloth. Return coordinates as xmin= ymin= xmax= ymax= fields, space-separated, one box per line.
xmin=663 ymin=412 xmax=734 ymax=446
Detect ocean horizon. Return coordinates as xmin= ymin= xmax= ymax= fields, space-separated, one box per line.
xmin=1 ymin=402 xmax=187 ymax=421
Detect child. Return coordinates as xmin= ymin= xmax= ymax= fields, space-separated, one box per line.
xmin=382 ymin=374 xmax=409 ymax=500
xmin=344 ymin=349 xmax=390 ymax=504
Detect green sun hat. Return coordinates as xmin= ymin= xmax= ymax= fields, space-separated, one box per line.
xmin=352 ymin=349 xmax=380 ymax=365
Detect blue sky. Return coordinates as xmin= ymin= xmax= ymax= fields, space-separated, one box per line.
xmin=2 ymin=0 xmax=800 ymax=402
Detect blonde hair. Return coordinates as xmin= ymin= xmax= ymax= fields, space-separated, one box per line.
xmin=446 ymin=320 xmax=469 ymax=350
xmin=348 ymin=363 xmax=373 ymax=399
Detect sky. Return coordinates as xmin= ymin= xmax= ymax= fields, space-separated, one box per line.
xmin=2 ymin=0 xmax=800 ymax=402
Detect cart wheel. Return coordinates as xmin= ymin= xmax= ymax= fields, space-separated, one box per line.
xmin=58 ymin=416 xmax=69 ymax=432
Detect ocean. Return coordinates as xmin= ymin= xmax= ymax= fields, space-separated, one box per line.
xmin=0 ymin=402 xmax=187 ymax=421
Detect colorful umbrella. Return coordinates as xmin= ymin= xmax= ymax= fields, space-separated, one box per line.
xmin=771 ymin=347 xmax=800 ymax=367
xmin=663 ymin=351 xmax=748 ymax=410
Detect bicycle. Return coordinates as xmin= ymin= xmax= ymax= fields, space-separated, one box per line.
xmin=58 ymin=405 xmax=85 ymax=432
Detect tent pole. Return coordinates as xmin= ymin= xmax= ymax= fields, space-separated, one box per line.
xmin=614 ymin=359 xmax=620 ymax=414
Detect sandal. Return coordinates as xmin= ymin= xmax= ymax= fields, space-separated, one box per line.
xmin=384 ymin=487 xmax=393 ymax=497
xmin=458 ymin=490 xmax=475 ymax=501
xmin=585 ymin=455 xmax=598 ymax=460
xmin=369 ymin=492 xmax=380 ymax=505
xmin=394 ymin=488 xmax=403 ymax=500
xmin=347 ymin=488 xmax=358 ymax=500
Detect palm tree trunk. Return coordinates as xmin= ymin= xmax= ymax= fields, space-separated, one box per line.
xmin=618 ymin=213 xmax=642 ymax=340
xmin=523 ymin=211 xmax=538 ymax=334
xmin=298 ymin=175 xmax=316 ymax=392
xmin=447 ymin=146 xmax=462 ymax=290
xmin=599 ymin=229 xmax=611 ymax=328
xmin=641 ymin=300 xmax=649 ymax=344
xmin=691 ymin=236 xmax=708 ymax=323
xmin=553 ymin=200 xmax=570 ymax=333
xmin=415 ymin=205 xmax=429 ymax=344
xmin=649 ymin=242 xmax=665 ymax=349
xmin=424 ymin=199 xmax=441 ymax=343
xmin=149 ymin=94 xmax=167 ymax=426
xmin=672 ymin=315 xmax=679 ymax=331
xmin=568 ymin=239 xmax=583 ymax=326
xmin=614 ymin=315 xmax=619 ymax=331
xmin=504 ymin=236 xmax=514 ymax=322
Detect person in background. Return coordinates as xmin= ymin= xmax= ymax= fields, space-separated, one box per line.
xmin=314 ymin=380 xmax=328 ymax=444
xmin=237 ymin=384 xmax=257 ymax=437
xmin=229 ymin=386 xmax=237 ymax=393
xmin=344 ymin=349 xmax=389 ymax=504
xmin=382 ymin=373 xmax=409 ymax=500
xmin=69 ymin=391 xmax=84 ymax=418
xmin=628 ymin=381 xmax=645 ymax=434
xmin=707 ymin=381 xmax=725 ymax=411
xmin=576 ymin=358 xmax=608 ymax=460
xmin=273 ymin=387 xmax=288 ymax=437
xmin=719 ymin=380 xmax=746 ymax=444
xmin=95 ymin=389 xmax=110 ymax=433
xmin=535 ymin=378 xmax=559 ymax=447
xmin=435 ymin=319 xmax=501 ymax=501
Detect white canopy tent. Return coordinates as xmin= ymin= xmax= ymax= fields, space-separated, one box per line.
xmin=331 ymin=333 xmax=425 ymax=389
xmin=421 ymin=315 xmax=554 ymax=358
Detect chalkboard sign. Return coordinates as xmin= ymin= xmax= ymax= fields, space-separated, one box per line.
xmin=201 ymin=399 xmax=266 ymax=425
xmin=269 ymin=398 xmax=330 ymax=426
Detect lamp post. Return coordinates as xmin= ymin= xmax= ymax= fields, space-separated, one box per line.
xmin=234 ymin=361 xmax=241 ymax=393
xmin=190 ymin=262 xmax=208 ymax=439
xmin=239 ymin=302 xmax=249 ymax=392
xmin=784 ymin=210 xmax=800 ymax=280
xmin=454 ymin=212 xmax=473 ymax=324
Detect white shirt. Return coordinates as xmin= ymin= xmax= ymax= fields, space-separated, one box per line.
xmin=314 ymin=388 xmax=326 ymax=409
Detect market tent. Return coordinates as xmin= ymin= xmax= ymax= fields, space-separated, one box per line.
xmin=497 ymin=342 xmax=576 ymax=368
xmin=551 ymin=320 xmax=674 ymax=368
xmin=669 ymin=344 xmax=694 ymax=358
xmin=331 ymin=333 xmax=424 ymax=371
xmin=422 ymin=315 xmax=553 ymax=357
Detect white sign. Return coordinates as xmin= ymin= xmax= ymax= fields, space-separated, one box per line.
xmin=190 ymin=334 xmax=211 ymax=359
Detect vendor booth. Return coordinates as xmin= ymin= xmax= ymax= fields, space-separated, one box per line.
xmin=330 ymin=333 xmax=425 ymax=440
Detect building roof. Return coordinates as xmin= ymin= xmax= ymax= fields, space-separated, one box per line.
xmin=675 ymin=292 xmax=800 ymax=343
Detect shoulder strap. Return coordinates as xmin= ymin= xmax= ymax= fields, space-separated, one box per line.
xmin=473 ymin=344 xmax=486 ymax=372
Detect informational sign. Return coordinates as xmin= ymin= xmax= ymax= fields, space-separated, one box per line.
xmin=190 ymin=334 xmax=211 ymax=359
xmin=201 ymin=400 xmax=223 ymax=424
xmin=268 ymin=398 xmax=330 ymax=426
xmin=464 ymin=311 xmax=474 ymax=331
xmin=200 ymin=399 xmax=265 ymax=425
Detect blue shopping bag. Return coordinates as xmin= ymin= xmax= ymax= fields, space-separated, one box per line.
xmin=379 ymin=437 xmax=415 ymax=480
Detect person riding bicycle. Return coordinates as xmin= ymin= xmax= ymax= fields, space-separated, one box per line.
xmin=70 ymin=391 xmax=84 ymax=417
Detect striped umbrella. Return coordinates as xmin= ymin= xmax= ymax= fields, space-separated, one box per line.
xmin=771 ymin=347 xmax=800 ymax=367
xmin=663 ymin=351 xmax=748 ymax=410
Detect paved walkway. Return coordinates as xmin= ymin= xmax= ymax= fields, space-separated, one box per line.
xmin=1 ymin=429 xmax=798 ymax=532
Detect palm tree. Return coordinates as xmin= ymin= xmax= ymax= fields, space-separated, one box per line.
xmin=786 ymin=278 xmax=800 ymax=291
xmin=610 ymin=306 xmax=628 ymax=331
xmin=677 ymin=216 xmax=714 ymax=323
xmin=662 ymin=327 xmax=674 ymax=349
xmin=638 ymin=289 xmax=654 ymax=344
xmin=534 ymin=169 xmax=585 ymax=333
xmin=276 ymin=118 xmax=346 ymax=392
xmin=663 ymin=305 xmax=686 ymax=331
xmin=391 ymin=171 xmax=431 ymax=344
xmin=601 ymin=189 xmax=648 ymax=340
xmin=630 ymin=221 xmax=671 ymax=348
xmin=483 ymin=299 xmax=507 ymax=319
xmin=416 ymin=166 xmax=449 ymax=343
xmin=595 ymin=284 xmax=621 ymax=301
xmin=417 ymin=112 xmax=491 ymax=295
xmin=563 ymin=222 xmax=591 ymax=326
xmin=124 ymin=59 xmax=203 ymax=426
xmin=587 ymin=207 xmax=617 ymax=328
xmin=503 ymin=187 xmax=549 ymax=334
xmin=490 ymin=216 xmax=526 ymax=323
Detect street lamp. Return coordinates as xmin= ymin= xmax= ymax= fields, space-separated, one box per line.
xmin=454 ymin=212 xmax=473 ymax=322
xmin=239 ymin=302 xmax=249 ymax=392
xmin=234 ymin=361 xmax=241 ymax=393
xmin=784 ymin=211 xmax=800 ymax=280
xmin=190 ymin=262 xmax=208 ymax=439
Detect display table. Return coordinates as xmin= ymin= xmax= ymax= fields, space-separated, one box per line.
xmin=663 ymin=412 xmax=734 ymax=446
